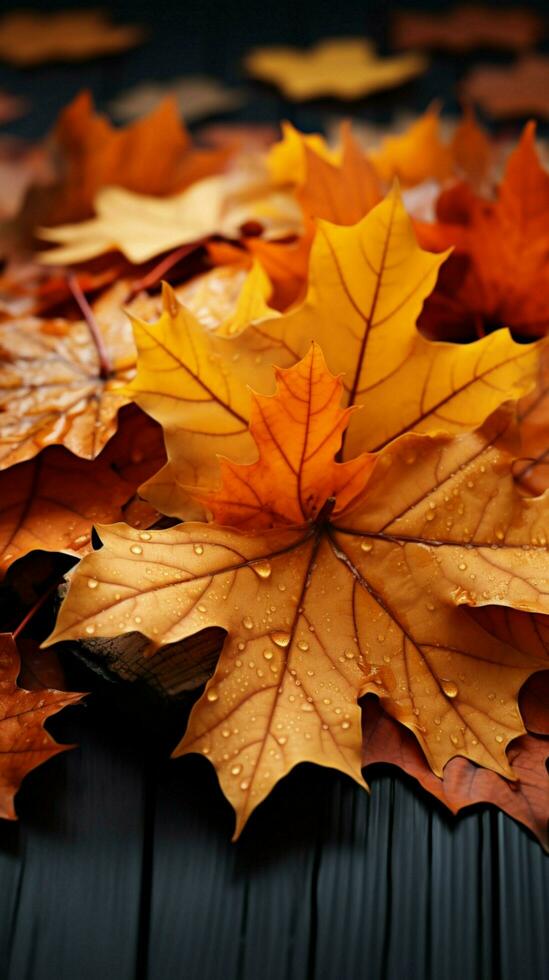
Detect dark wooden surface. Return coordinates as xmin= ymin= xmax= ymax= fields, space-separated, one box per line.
xmin=1 ymin=671 xmax=548 ymax=980
xmin=0 ymin=1 xmax=548 ymax=976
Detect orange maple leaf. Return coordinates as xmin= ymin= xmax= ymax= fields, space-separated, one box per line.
xmin=0 ymin=633 xmax=83 ymax=819
xmin=419 ymin=123 xmax=549 ymax=341
xmin=47 ymin=346 xmax=548 ymax=836
xmin=44 ymin=92 xmax=230 ymax=226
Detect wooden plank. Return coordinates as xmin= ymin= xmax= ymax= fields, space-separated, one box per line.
xmin=0 ymin=694 xmax=146 ymax=980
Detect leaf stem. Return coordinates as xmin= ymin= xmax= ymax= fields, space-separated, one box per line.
xmin=13 ymin=581 xmax=60 ymax=640
xmin=67 ymin=273 xmax=112 ymax=379
xmin=125 ymin=242 xmax=201 ymax=302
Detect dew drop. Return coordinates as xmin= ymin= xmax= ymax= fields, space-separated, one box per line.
xmin=300 ymin=702 xmax=314 ymax=713
xmin=221 ymin=728 xmax=230 ymax=739
xmin=242 ymin=615 xmax=254 ymax=630
xmin=251 ymin=559 xmax=272 ymax=580
xmin=193 ymin=543 xmax=204 ymax=555
xmin=458 ymin=562 xmax=467 ymax=571
xmin=231 ymin=764 xmax=242 ymax=776
xmin=87 ymin=578 xmax=99 ymax=590
xmin=262 ymin=649 xmax=273 ymax=661
xmin=360 ymin=540 xmax=373 ymax=553
xmin=277 ymin=735 xmax=287 ymax=745
xmin=206 ymin=688 xmax=219 ymax=703
xmin=495 ymin=734 xmax=504 ymax=744
xmin=85 ymin=624 xmax=96 ymax=636
xmin=130 ymin=544 xmax=143 ymax=555
xmin=441 ymin=680 xmax=458 ymax=699
xmin=341 ymin=720 xmax=351 ymax=730
xmin=297 ymin=640 xmax=309 ymax=652
xmin=271 ymin=631 xmax=290 ymax=648
xmin=139 ymin=531 xmax=152 ymax=541
xmin=240 ymin=779 xmax=249 ymax=791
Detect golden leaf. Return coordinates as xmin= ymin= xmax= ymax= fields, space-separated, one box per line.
xmin=244 ymin=38 xmax=427 ymax=101
xmin=47 ymin=348 xmax=548 ymax=836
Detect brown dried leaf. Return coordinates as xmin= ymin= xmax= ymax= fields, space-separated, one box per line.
xmin=0 ymin=633 xmax=83 ymax=819
xmin=0 ymin=10 xmax=143 ymax=67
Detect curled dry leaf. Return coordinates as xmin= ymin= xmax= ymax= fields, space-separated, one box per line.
xmin=45 ymin=92 xmax=230 ymax=225
xmin=109 ymin=76 xmax=244 ymax=124
xmin=244 ymin=38 xmax=427 ymax=101
xmin=462 ymin=56 xmax=549 ymax=121
xmin=362 ymin=696 xmax=549 ymax=850
xmin=393 ymin=5 xmax=543 ymax=53
xmin=47 ymin=347 xmax=549 ymax=836
xmin=419 ymin=124 xmax=549 ymax=341
xmin=130 ymin=187 xmax=540 ymax=519
xmin=0 ymin=9 xmax=143 ymax=66
xmin=0 ymin=634 xmax=83 ymax=819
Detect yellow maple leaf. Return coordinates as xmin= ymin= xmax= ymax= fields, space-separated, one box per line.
xmin=39 ymin=173 xmax=302 ymax=266
xmin=128 ymin=187 xmax=539 ymax=517
xmin=244 ymin=38 xmax=427 ymax=100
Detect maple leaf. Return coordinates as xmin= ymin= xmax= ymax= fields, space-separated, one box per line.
xmin=44 ymin=92 xmax=229 ymax=226
xmin=0 ymin=282 xmax=137 ymax=467
xmin=371 ymin=108 xmax=492 ymax=189
xmin=297 ymin=121 xmax=381 ymax=224
xmin=419 ymin=123 xmax=549 ymax=341
xmin=47 ymin=347 xmax=548 ymax=836
xmin=109 ymin=76 xmax=244 ymax=123
xmin=244 ymin=38 xmax=427 ymax=101
xmin=462 ymin=55 xmax=549 ymax=121
xmin=173 ymin=261 xmax=275 ymax=337
xmin=267 ymin=122 xmax=339 ymax=188
xmin=0 ymin=633 xmax=82 ymax=819
xmin=39 ymin=170 xmax=303 ymax=266
xmin=0 ymin=10 xmax=143 ymax=66
xmin=362 ymin=695 xmax=549 ymax=850
xmin=131 ymin=187 xmax=540 ymax=519
xmin=392 ymin=5 xmax=542 ymax=53
xmin=0 ymin=444 xmax=141 ymax=577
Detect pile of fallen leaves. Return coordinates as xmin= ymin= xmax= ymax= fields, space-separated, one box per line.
xmin=0 ymin=90 xmax=548 ymax=846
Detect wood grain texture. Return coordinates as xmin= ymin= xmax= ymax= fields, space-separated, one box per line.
xmin=0 ymin=677 xmax=547 ymax=980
